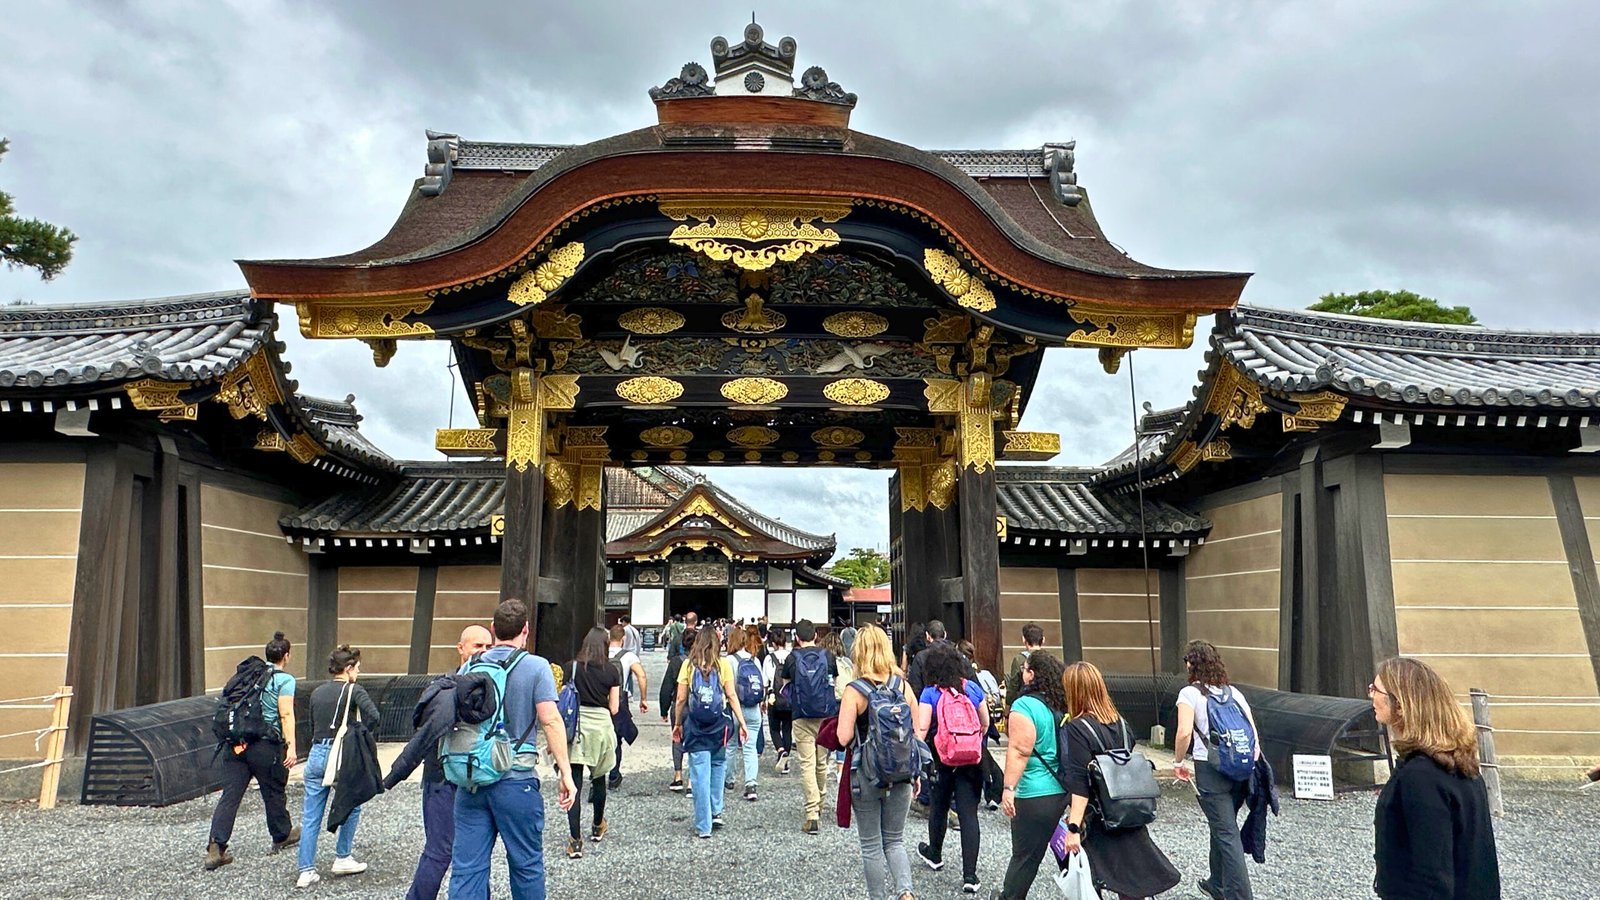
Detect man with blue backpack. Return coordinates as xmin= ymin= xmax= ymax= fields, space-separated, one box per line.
xmin=777 ymin=618 xmax=839 ymax=835
xmin=446 ymin=599 xmax=576 ymax=900
xmin=1173 ymin=640 xmax=1262 ymax=900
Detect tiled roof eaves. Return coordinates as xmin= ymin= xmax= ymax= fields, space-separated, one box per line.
xmin=996 ymin=469 xmax=1208 ymax=535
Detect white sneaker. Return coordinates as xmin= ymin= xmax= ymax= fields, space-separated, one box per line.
xmin=295 ymin=870 xmax=320 ymax=889
xmin=331 ymin=856 xmax=368 ymax=876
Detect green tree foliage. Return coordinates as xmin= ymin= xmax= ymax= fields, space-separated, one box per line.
xmin=0 ymin=139 xmax=77 ymax=280
xmin=826 ymin=547 xmax=891 ymax=589
xmin=1309 ymin=289 xmax=1477 ymax=325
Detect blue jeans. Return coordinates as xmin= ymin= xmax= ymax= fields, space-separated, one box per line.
xmin=406 ymin=779 xmax=455 ymax=900
xmin=298 ymin=742 xmax=361 ymax=872
xmin=687 ymin=748 xmax=727 ymax=836
xmin=449 ymin=776 xmax=546 ymax=900
xmin=739 ymin=706 xmax=762 ymax=786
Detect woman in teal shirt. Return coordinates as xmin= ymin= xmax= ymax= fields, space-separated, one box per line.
xmin=996 ymin=650 xmax=1068 ymax=898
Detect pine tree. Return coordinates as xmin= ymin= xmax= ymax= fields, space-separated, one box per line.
xmin=0 ymin=138 xmax=77 ymax=280
xmin=1309 ymin=289 xmax=1477 ymax=325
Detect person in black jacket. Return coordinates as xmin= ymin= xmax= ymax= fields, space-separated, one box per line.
xmin=296 ymin=645 xmax=381 ymax=888
xmin=1370 ymin=657 xmax=1501 ymax=900
xmin=382 ymin=624 xmax=492 ymax=900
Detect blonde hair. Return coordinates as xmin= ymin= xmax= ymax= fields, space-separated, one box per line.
xmin=851 ymin=624 xmax=895 ymax=682
xmin=1062 ymin=661 xmax=1121 ymax=726
xmin=1376 ymin=657 xmax=1480 ymax=778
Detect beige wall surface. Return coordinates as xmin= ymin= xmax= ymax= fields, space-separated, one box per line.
xmin=429 ymin=565 xmax=502 ymax=673
xmin=1388 ymin=474 xmax=1600 ymax=758
xmin=1184 ymin=493 xmax=1281 ymax=688
xmin=201 ymin=484 xmax=309 ymax=690
xmin=1077 ymin=568 xmax=1161 ymax=675
xmin=0 ymin=463 xmax=83 ymax=757
xmin=998 ymin=566 xmax=1062 ymax=676
xmin=337 ymin=566 xmax=420 ymax=676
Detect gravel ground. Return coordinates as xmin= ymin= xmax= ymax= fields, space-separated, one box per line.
xmin=1 ymin=652 xmax=1595 ymax=899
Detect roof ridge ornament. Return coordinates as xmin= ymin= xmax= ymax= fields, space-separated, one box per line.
xmin=648 ymin=20 xmax=854 ymax=107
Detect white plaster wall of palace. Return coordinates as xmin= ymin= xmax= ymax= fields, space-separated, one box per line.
xmin=630 ymin=587 xmax=665 ymax=626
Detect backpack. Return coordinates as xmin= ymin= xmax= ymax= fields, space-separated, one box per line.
xmin=212 ymin=656 xmax=276 ymax=747
xmin=1079 ymin=718 xmax=1160 ymax=830
xmin=849 ymin=676 xmax=923 ymax=790
xmin=439 ymin=650 xmax=535 ymax=791
xmin=1205 ymin=686 xmax=1257 ymax=782
xmin=610 ymin=649 xmax=631 ymax=699
xmin=932 ymin=683 xmax=985 ymax=767
xmin=735 ymin=655 xmax=765 ymax=707
xmin=557 ymin=662 xmax=581 ymax=744
xmin=790 ymin=647 xmax=839 ymax=719
xmin=683 ymin=666 xmax=730 ymax=751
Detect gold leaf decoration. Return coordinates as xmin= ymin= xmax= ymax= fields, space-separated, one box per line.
xmin=923 ymin=249 xmax=997 ymax=312
xmin=822 ymin=311 xmax=889 ymax=339
xmin=616 ymin=376 xmax=684 ymax=405
xmin=720 ymin=294 xmax=787 ymax=334
xmin=811 ymin=426 xmax=865 ymax=448
xmin=640 ymin=426 xmax=694 ymax=447
xmin=436 ymin=428 xmax=500 ymax=456
xmin=617 ymin=307 xmax=687 ymax=335
xmin=1000 ymin=430 xmax=1061 ymax=461
xmin=508 ymin=242 xmax=586 ymax=306
xmin=720 ymin=377 xmax=788 ymax=406
xmin=296 ymin=297 xmax=434 ymax=339
xmin=660 ymin=197 xmax=852 ymax=271
xmin=823 ymin=378 xmax=891 ymax=407
xmin=727 ymin=426 xmax=780 ymax=448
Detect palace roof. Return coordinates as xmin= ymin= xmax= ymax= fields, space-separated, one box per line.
xmin=1096 ymin=305 xmax=1600 ymax=488
xmin=996 ymin=466 xmax=1209 ymax=536
xmin=0 ymin=290 xmax=268 ymax=388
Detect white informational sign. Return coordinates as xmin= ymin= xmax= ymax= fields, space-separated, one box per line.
xmin=1292 ymin=754 xmax=1335 ymax=801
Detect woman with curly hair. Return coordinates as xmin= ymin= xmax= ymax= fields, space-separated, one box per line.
xmin=912 ymin=642 xmax=987 ymax=893
xmin=1371 ymin=657 xmax=1500 ymax=899
xmin=1173 ymin=640 xmax=1260 ymax=900
xmin=994 ymin=650 xmax=1068 ymax=899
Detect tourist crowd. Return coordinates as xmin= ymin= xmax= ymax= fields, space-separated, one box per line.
xmin=202 ymin=608 xmax=1502 ymax=899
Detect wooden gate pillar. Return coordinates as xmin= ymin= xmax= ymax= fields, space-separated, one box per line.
xmin=534 ymin=427 xmax=609 ymax=663
xmin=891 ymin=429 xmax=960 ymax=650
xmin=497 ymin=370 xmax=579 ymax=648
xmin=954 ymin=374 xmax=1001 ymax=673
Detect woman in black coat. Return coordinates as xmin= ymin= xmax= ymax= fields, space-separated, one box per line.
xmin=1370 ymin=657 xmax=1500 ymax=899
xmin=1058 ymin=662 xmax=1179 ymax=899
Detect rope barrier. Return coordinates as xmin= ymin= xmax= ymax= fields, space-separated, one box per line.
xmin=0 ymin=692 xmax=68 ymax=706
xmin=0 ymin=759 xmax=52 ymax=776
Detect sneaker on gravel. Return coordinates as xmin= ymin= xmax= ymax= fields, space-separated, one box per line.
xmin=712 ymin=814 xmax=726 ymax=829
xmin=744 ymin=784 xmax=757 ymax=801
xmin=608 ymin=772 xmax=622 ymax=789
xmin=802 ymin=818 xmax=819 ymax=835
xmin=984 ymin=799 xmax=1000 ymax=811
xmin=917 ymin=842 xmax=944 ymax=871
xmin=204 ymin=842 xmax=234 ymax=871
xmin=295 ymin=870 xmax=320 ymax=889
xmin=697 ymin=831 xmax=712 ymax=839
xmin=961 ymin=881 xmax=980 ymax=894
xmin=271 ymin=826 xmax=301 ymax=853
xmin=566 ymin=838 xmax=584 ymax=859
xmin=331 ymin=856 xmax=367 ymax=876
xmin=1198 ymin=879 xmax=1223 ymax=900
xmin=669 ymin=777 xmax=684 ymax=792
xmin=686 ymin=785 xmax=693 ymax=797
xmin=590 ymin=819 xmax=609 ymax=842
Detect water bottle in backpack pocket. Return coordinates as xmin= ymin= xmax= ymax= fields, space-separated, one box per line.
xmin=1205 ymin=686 xmax=1257 ymax=782
xmin=850 ymin=676 xmax=924 ymax=790
xmin=440 ymin=650 xmax=536 ymax=791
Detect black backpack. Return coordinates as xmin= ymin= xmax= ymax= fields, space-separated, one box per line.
xmin=1079 ymin=718 xmax=1160 ymax=830
xmin=212 ymin=656 xmax=276 ymax=747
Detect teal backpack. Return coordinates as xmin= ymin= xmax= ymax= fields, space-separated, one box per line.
xmin=440 ymin=650 xmax=536 ymax=791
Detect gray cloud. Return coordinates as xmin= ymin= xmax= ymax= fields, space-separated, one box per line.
xmin=3 ymin=1 xmax=1595 ymax=560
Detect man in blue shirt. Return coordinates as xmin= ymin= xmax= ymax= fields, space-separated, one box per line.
xmin=449 ymin=599 xmax=575 ymax=900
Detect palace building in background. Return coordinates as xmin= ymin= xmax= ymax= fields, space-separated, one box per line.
xmin=1 ymin=21 xmax=1596 ymax=773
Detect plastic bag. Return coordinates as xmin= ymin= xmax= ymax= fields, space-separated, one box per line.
xmin=1052 ymin=849 xmax=1096 ymax=900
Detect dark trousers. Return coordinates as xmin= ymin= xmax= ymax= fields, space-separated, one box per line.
xmin=208 ymin=738 xmax=291 ymax=848
xmin=1196 ymin=760 xmax=1255 ymax=900
xmin=406 ymin=779 xmax=455 ymax=900
xmin=567 ymin=764 xmax=608 ymax=839
xmin=927 ymin=763 xmax=983 ymax=882
xmin=980 ymin=744 xmax=1004 ymax=805
xmin=999 ymin=792 xmax=1068 ymax=898
xmin=769 ymin=708 xmax=792 ymax=754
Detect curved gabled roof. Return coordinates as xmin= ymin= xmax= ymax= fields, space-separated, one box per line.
xmin=997 ymin=466 xmax=1208 ymax=536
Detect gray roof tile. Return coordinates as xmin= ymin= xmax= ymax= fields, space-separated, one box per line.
xmin=997 ymin=467 xmax=1208 ymax=535
xmin=0 ymin=291 xmax=268 ymax=388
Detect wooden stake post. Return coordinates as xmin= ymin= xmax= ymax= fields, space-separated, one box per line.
xmin=1469 ymin=688 xmax=1503 ymax=818
xmin=37 ymin=686 xmax=72 ymax=810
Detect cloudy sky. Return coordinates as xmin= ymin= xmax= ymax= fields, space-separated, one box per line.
xmin=3 ymin=1 xmax=1596 ymax=558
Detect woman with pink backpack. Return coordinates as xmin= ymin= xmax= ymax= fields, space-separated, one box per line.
xmin=911 ymin=642 xmax=989 ymax=895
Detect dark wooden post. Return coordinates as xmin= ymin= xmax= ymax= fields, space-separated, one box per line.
xmin=959 ymin=463 xmax=1001 ymax=673
xmin=536 ymin=490 xmax=606 ymax=665
xmin=500 ymin=462 xmax=545 ymax=638
xmin=891 ymin=443 xmax=960 ymax=648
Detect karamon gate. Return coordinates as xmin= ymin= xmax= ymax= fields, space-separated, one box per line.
xmin=239 ymin=22 xmax=1247 ymax=668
